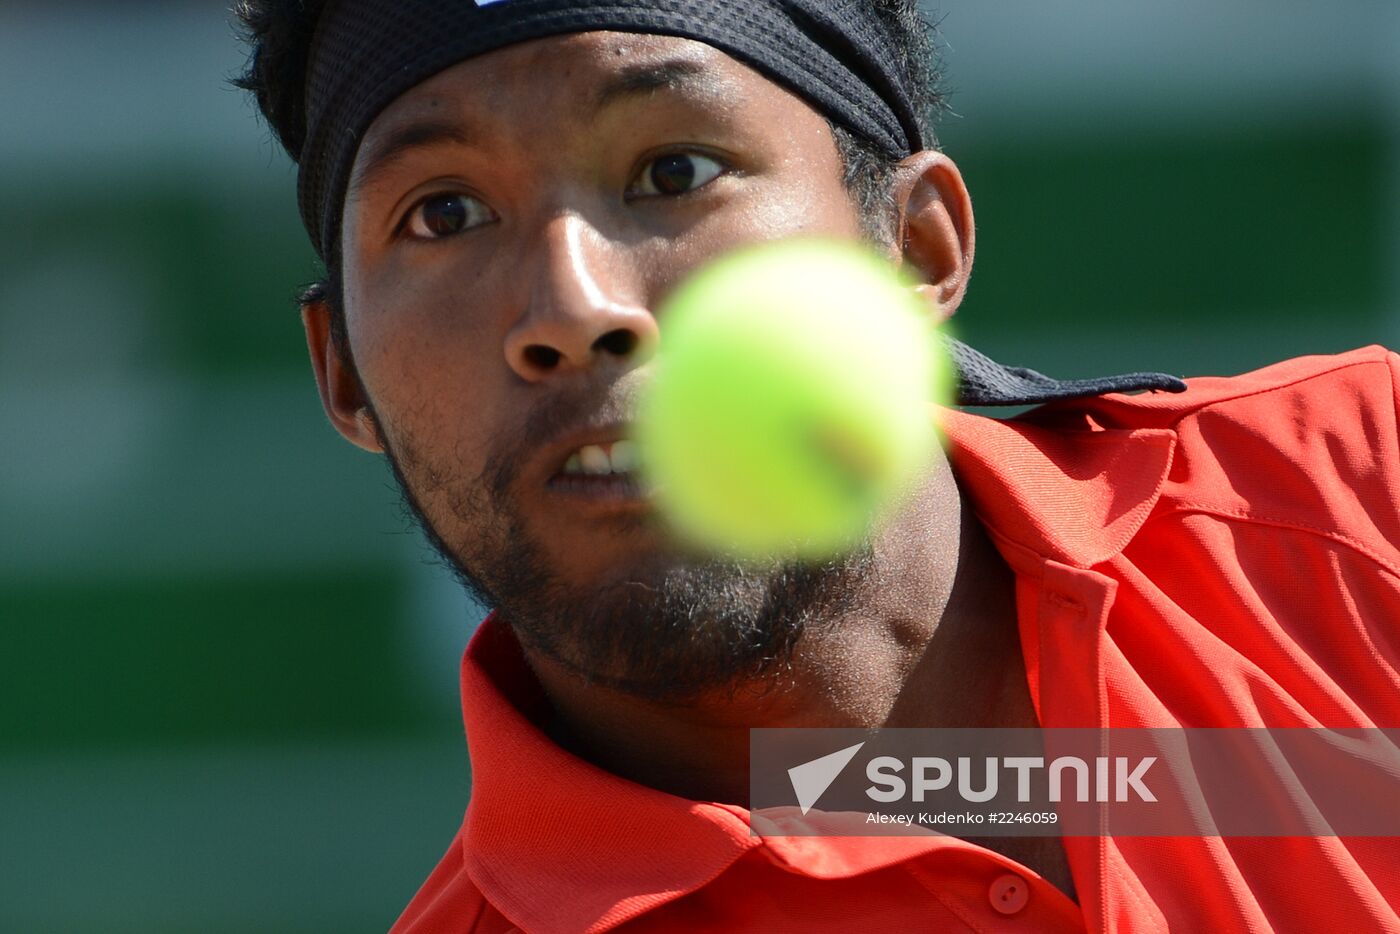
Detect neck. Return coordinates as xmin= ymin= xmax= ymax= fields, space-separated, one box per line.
xmin=525 ymin=464 xmax=1033 ymax=804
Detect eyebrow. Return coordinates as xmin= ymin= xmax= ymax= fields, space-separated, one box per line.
xmin=591 ymin=58 xmax=719 ymax=112
xmin=348 ymin=121 xmax=474 ymax=199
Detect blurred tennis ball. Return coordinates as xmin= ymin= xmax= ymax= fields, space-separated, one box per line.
xmin=635 ymin=238 xmax=951 ymax=561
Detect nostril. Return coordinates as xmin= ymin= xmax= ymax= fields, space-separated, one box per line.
xmin=595 ymin=329 xmax=638 ymax=357
xmin=523 ymin=345 xmax=562 ymax=371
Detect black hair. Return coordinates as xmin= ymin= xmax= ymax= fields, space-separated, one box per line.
xmin=233 ymin=0 xmax=945 ymax=352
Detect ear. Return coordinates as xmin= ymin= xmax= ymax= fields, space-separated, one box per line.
xmin=890 ymin=151 xmax=975 ymax=323
xmin=301 ymin=300 xmax=384 ymax=453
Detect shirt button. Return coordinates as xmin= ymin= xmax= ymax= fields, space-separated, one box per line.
xmin=988 ymin=873 xmax=1030 ymax=916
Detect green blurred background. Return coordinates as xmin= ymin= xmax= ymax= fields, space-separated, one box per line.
xmin=2 ymin=2 xmax=1396 ymax=931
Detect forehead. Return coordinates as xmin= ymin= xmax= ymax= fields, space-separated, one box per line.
xmin=356 ymin=31 xmax=804 ymax=153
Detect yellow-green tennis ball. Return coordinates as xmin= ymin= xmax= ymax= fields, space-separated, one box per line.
xmin=636 ymin=238 xmax=951 ymax=561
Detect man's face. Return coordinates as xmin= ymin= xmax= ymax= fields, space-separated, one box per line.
xmin=337 ymin=31 xmax=875 ymax=698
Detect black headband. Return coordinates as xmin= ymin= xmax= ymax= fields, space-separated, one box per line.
xmin=298 ymin=0 xmax=927 ymax=263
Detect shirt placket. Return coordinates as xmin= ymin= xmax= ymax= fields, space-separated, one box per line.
xmin=1032 ymin=559 xmax=1122 ymax=934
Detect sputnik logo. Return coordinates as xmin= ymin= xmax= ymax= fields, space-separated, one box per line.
xmin=788 ymin=742 xmax=865 ymax=815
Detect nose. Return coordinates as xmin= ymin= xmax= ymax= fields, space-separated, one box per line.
xmin=504 ymin=213 xmax=659 ymax=382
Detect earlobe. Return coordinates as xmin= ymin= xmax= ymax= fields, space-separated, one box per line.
xmin=301 ymin=301 xmax=385 ymax=454
xmin=892 ymin=151 xmax=975 ymax=323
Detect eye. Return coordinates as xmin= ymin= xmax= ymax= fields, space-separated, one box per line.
xmin=629 ymin=152 xmax=725 ymax=198
xmin=402 ymin=192 xmax=496 ymax=240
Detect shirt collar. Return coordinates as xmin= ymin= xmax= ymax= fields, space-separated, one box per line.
xmin=458 ymin=619 xmax=759 ymax=934
xmin=939 ymin=407 xmax=1177 ymax=569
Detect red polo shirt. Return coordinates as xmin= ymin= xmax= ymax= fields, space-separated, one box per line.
xmin=393 ymin=346 xmax=1400 ymax=933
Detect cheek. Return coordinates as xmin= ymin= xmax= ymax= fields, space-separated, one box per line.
xmin=342 ymin=206 xmax=508 ymax=364
xmin=694 ymin=138 xmax=860 ymax=250
xmin=684 ymin=174 xmax=863 ymax=259
xmin=771 ymin=155 xmax=864 ymax=239
xmin=343 ymin=267 xmax=508 ymax=482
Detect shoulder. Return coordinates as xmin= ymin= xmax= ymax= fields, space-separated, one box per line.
xmin=1048 ymin=348 xmax=1400 ymax=729
xmin=390 ymin=830 xmax=500 ymax=934
xmin=1041 ymin=346 xmax=1400 ymax=558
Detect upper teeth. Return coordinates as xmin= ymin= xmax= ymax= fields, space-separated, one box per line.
xmin=563 ymin=440 xmax=638 ymax=476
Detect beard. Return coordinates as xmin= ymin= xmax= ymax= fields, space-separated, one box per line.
xmin=374 ymin=383 xmax=877 ymax=704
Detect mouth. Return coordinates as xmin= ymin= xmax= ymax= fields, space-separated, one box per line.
xmin=544 ymin=433 xmax=652 ymax=508
xmin=559 ymin=439 xmax=640 ymax=478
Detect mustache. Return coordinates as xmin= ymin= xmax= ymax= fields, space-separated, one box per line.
xmin=481 ymin=375 xmax=646 ymax=500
